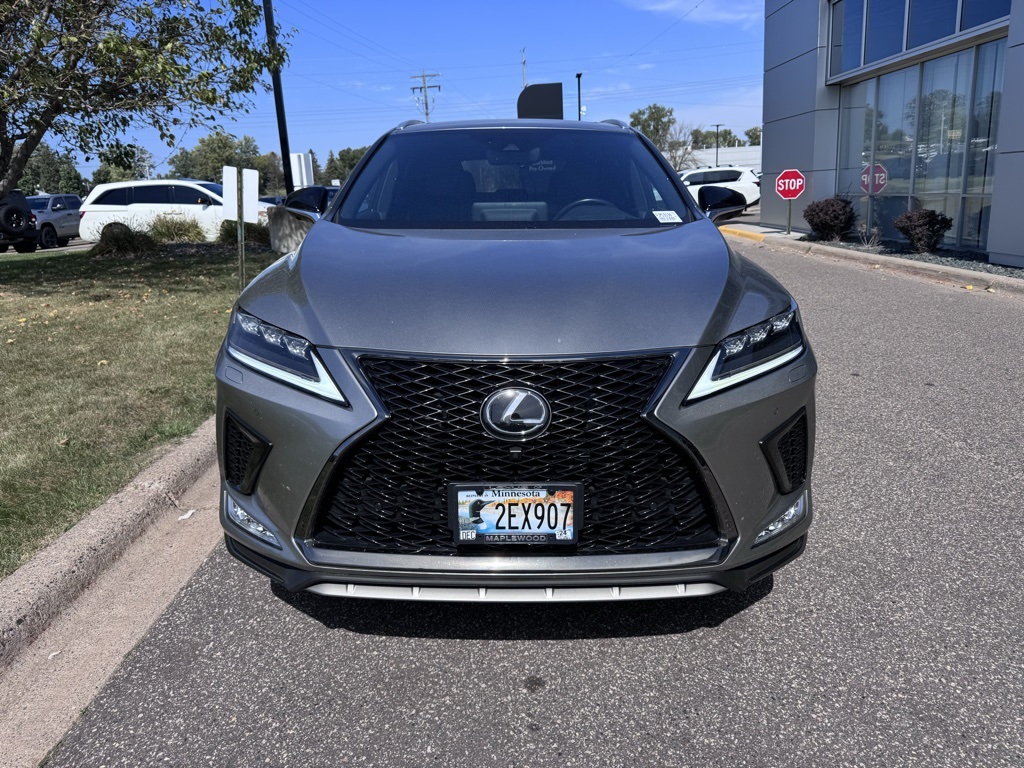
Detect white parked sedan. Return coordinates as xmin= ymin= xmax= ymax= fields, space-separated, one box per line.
xmin=79 ymin=179 xmax=270 ymax=242
xmin=678 ymin=166 xmax=761 ymax=208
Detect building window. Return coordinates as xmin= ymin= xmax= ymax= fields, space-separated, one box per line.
xmin=962 ymin=0 xmax=1011 ymax=31
xmin=837 ymin=39 xmax=1005 ymax=249
xmin=908 ymin=0 xmax=958 ymax=50
xmin=831 ymin=0 xmax=866 ymax=75
xmin=865 ymin=0 xmax=905 ymax=64
xmin=830 ymin=1 xmax=1009 ymax=75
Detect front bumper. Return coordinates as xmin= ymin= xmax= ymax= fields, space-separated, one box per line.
xmin=216 ymin=341 xmax=816 ymax=602
xmin=225 ymin=532 xmax=806 ymax=601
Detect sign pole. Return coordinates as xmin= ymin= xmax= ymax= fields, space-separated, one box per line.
xmin=236 ymin=168 xmax=246 ymax=293
xmin=787 ymin=200 xmax=792 ymax=235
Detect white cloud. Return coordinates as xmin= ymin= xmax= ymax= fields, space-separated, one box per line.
xmin=625 ymin=0 xmax=764 ymax=29
xmin=637 ymin=63 xmax=656 ymax=70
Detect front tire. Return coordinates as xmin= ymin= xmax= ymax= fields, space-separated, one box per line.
xmin=13 ymin=240 xmax=36 ymax=253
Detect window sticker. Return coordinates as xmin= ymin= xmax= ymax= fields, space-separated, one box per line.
xmin=653 ymin=210 xmax=682 ymax=224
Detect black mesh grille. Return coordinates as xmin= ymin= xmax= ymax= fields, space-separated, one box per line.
xmin=775 ymin=414 xmax=808 ymax=489
xmin=311 ymin=356 xmax=720 ymax=555
xmin=224 ymin=416 xmax=256 ymax=489
xmin=223 ymin=414 xmax=269 ymax=494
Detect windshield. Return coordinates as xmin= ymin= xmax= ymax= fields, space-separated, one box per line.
xmin=27 ymin=197 xmax=49 ymax=210
xmin=337 ymin=128 xmax=694 ymax=229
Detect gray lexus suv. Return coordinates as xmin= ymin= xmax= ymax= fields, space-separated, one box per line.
xmin=216 ymin=119 xmax=816 ymax=603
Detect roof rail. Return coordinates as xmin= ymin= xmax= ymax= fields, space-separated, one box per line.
xmin=600 ymin=119 xmax=632 ymax=130
xmin=395 ymin=120 xmax=425 ymax=131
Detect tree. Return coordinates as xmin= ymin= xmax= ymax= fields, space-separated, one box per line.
xmin=252 ymin=152 xmax=284 ymax=196
xmin=629 ymin=104 xmax=676 ymax=152
xmin=745 ymin=126 xmax=762 ymax=146
xmin=690 ymin=129 xmax=715 ymax=149
xmin=0 ymin=0 xmax=287 ymax=196
xmin=168 ymin=132 xmax=261 ymax=182
xmin=717 ymin=128 xmax=744 ymax=147
xmin=91 ymin=145 xmax=154 ymax=185
xmin=323 ymin=147 xmax=369 ymax=183
xmin=663 ymin=121 xmax=701 ymax=171
xmin=18 ymin=142 xmax=86 ymax=194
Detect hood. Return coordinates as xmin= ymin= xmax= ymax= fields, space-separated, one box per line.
xmin=240 ymin=219 xmax=793 ymax=356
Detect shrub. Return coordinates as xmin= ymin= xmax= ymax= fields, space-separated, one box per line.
xmin=893 ymin=208 xmax=953 ymax=253
xmin=217 ymin=219 xmax=271 ymax=247
xmin=803 ymin=197 xmax=856 ymax=241
xmin=89 ymin=223 xmax=159 ymax=258
xmin=148 ymin=215 xmax=207 ymax=244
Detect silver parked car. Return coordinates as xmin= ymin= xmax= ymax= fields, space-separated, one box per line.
xmin=27 ymin=194 xmax=82 ymax=249
xmin=216 ymin=119 xmax=816 ymax=603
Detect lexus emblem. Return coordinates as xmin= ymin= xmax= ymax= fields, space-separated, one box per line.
xmin=480 ymin=388 xmax=551 ymax=441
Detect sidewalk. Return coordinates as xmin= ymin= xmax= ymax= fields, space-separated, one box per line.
xmin=718 ymin=217 xmax=1024 ymax=298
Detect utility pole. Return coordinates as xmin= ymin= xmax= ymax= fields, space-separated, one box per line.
xmin=576 ymin=73 xmax=582 ymax=120
xmin=521 ymin=48 xmax=527 ymax=88
xmin=713 ymin=123 xmax=723 ymax=166
xmin=410 ymin=72 xmax=441 ymax=122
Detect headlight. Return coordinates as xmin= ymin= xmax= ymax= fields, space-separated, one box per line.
xmin=225 ymin=310 xmax=346 ymax=403
xmin=687 ymin=309 xmax=804 ymax=401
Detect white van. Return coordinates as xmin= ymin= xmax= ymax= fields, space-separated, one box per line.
xmin=79 ymin=179 xmax=269 ymax=242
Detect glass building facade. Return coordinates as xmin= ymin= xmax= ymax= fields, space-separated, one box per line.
xmin=828 ymin=0 xmax=1008 ymax=248
xmin=830 ymin=0 xmax=1010 ymax=74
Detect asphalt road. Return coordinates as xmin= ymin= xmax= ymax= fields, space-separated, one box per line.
xmin=43 ymin=239 xmax=1024 ymax=767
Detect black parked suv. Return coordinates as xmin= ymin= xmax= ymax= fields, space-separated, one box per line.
xmin=0 ymin=190 xmax=39 ymax=253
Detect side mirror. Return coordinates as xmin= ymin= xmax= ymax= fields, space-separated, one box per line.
xmin=682 ymin=180 xmax=691 ymax=186
xmin=698 ymin=186 xmax=746 ymax=224
xmin=197 ymin=196 xmax=212 ymax=206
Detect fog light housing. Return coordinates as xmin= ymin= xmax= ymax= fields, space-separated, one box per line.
xmin=754 ymin=492 xmax=807 ymax=546
xmin=225 ymin=495 xmax=281 ymax=547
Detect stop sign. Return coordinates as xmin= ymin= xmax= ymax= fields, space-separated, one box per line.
xmin=776 ymin=169 xmax=806 ymax=200
xmin=860 ymin=163 xmax=888 ymax=194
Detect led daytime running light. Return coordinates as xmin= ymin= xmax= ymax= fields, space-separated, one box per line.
xmin=687 ymin=309 xmax=803 ymax=401
xmin=227 ymin=311 xmax=347 ymax=404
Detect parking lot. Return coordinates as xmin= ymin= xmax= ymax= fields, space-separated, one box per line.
xmin=26 ymin=238 xmax=1024 ymax=767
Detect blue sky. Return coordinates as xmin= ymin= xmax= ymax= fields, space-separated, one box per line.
xmin=82 ymin=0 xmax=766 ymax=177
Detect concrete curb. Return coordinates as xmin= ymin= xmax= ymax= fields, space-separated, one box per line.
xmin=0 ymin=417 xmax=217 ymax=671
xmin=724 ymin=230 xmax=1024 ymax=298
xmin=718 ymin=226 xmax=768 ymax=244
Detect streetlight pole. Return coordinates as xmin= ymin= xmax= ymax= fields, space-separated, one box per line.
xmin=262 ymin=0 xmax=293 ymax=195
xmin=576 ymin=73 xmax=582 ymax=120
xmin=713 ymin=123 xmax=723 ymax=167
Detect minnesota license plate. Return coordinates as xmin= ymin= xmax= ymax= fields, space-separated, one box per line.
xmin=449 ymin=483 xmax=581 ymax=546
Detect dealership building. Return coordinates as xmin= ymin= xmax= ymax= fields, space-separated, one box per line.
xmin=762 ymin=0 xmax=1021 ymax=267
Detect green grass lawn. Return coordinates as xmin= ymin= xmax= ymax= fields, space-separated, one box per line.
xmin=0 ymin=244 xmax=278 ymax=578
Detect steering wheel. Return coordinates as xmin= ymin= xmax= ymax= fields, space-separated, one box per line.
xmin=554 ymin=198 xmax=620 ymax=220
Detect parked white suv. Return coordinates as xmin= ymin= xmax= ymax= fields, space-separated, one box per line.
xmin=79 ymin=179 xmax=269 ymax=242
xmin=678 ymin=166 xmax=761 ymax=208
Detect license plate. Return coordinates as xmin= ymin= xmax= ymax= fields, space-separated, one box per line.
xmin=448 ymin=483 xmax=581 ymax=546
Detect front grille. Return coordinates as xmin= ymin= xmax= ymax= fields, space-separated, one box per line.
xmin=311 ymin=356 xmax=720 ymax=555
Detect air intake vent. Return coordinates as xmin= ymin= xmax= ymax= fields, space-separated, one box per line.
xmin=761 ymin=410 xmax=808 ymax=494
xmin=223 ymin=413 xmax=271 ymax=494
